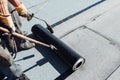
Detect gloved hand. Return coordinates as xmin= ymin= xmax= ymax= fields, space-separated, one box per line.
xmin=0 ymin=15 xmax=16 ymax=33
xmin=15 ymin=2 xmax=31 ymax=20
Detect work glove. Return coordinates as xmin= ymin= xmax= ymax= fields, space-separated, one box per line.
xmin=15 ymin=2 xmax=31 ymax=21
xmin=0 ymin=15 xmax=16 ymax=33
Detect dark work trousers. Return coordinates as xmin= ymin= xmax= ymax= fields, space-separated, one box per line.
xmin=0 ymin=40 xmax=22 ymax=80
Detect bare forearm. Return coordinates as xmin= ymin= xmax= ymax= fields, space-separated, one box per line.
xmin=8 ymin=0 xmax=21 ymax=7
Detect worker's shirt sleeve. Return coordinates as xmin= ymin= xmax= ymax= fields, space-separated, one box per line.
xmin=0 ymin=0 xmax=10 ymax=16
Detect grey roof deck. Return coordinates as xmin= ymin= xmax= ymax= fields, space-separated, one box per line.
xmin=15 ymin=0 xmax=120 ymax=80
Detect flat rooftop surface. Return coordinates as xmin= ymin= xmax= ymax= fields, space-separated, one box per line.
xmin=12 ymin=0 xmax=120 ymax=80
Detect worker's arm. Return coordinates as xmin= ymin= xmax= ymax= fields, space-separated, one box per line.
xmin=8 ymin=0 xmax=30 ymax=19
xmin=0 ymin=0 xmax=10 ymax=16
xmin=8 ymin=0 xmax=21 ymax=7
xmin=0 ymin=0 xmax=15 ymax=31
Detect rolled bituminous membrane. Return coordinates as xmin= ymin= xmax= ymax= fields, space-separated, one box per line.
xmin=31 ymin=24 xmax=85 ymax=71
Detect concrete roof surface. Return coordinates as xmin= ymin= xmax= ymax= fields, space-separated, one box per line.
xmin=14 ymin=0 xmax=120 ymax=80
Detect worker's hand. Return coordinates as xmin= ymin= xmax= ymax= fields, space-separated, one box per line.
xmin=21 ymin=13 xmax=33 ymax=21
xmin=0 ymin=16 xmax=16 ymax=33
xmin=15 ymin=2 xmax=31 ymax=20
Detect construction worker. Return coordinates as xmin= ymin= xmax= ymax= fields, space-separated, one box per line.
xmin=0 ymin=0 xmax=35 ymax=51
xmin=0 ymin=0 xmax=35 ymax=80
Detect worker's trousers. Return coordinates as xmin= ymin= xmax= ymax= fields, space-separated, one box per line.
xmin=0 ymin=44 xmax=22 ymax=80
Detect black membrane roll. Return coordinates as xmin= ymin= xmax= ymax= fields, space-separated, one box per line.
xmin=31 ymin=24 xmax=85 ymax=71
